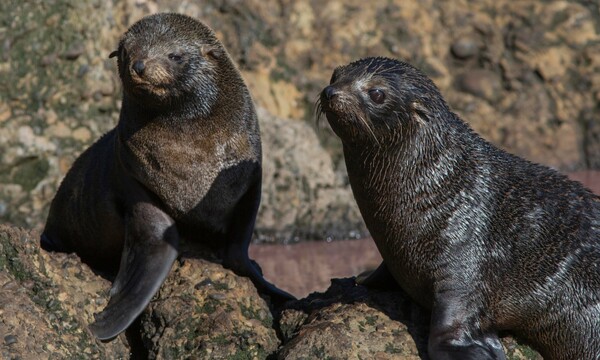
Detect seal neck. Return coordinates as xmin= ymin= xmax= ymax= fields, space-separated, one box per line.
xmin=344 ymin=114 xmax=477 ymax=205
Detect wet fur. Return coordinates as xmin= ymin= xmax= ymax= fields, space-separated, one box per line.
xmin=319 ymin=57 xmax=600 ymax=359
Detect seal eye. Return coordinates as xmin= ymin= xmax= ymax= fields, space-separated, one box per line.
xmin=168 ymin=53 xmax=183 ymax=63
xmin=368 ymin=89 xmax=385 ymax=104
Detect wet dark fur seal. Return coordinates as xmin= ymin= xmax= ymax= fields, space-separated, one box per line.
xmin=318 ymin=57 xmax=600 ymax=359
xmin=41 ymin=13 xmax=293 ymax=340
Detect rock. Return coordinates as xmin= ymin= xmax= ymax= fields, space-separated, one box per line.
xmin=0 ymin=224 xmax=279 ymax=359
xmin=0 ymin=223 xmax=545 ymax=359
xmin=258 ymin=108 xmax=366 ymax=242
xmin=450 ymin=35 xmax=480 ymax=59
xmin=278 ymin=279 xmax=425 ymax=359
xmin=455 ymin=69 xmax=503 ymax=102
xmin=277 ymin=278 xmax=541 ymax=359
xmin=0 ymin=224 xmax=130 ymax=359
xmin=139 ymin=258 xmax=280 ymax=359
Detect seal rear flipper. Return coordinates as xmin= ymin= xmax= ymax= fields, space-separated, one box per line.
xmin=355 ymin=261 xmax=401 ymax=290
xmin=223 ymin=247 xmax=295 ymax=305
xmin=222 ymin=175 xmax=295 ymax=305
xmin=89 ymin=203 xmax=179 ymax=341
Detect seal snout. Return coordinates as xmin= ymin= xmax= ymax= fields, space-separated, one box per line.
xmin=132 ymin=60 xmax=145 ymax=76
xmin=319 ymin=85 xmax=344 ymax=114
xmin=323 ymin=85 xmax=339 ymax=101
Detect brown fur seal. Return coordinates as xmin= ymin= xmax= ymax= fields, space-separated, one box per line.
xmin=318 ymin=57 xmax=600 ymax=360
xmin=41 ymin=13 xmax=293 ymax=341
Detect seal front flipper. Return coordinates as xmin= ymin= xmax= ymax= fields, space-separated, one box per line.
xmin=89 ymin=202 xmax=179 ymax=340
xmin=355 ymin=261 xmax=401 ymax=290
xmin=222 ymin=175 xmax=295 ymax=305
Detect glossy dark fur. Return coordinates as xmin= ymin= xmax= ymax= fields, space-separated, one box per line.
xmin=41 ymin=13 xmax=292 ymax=340
xmin=318 ymin=57 xmax=600 ymax=359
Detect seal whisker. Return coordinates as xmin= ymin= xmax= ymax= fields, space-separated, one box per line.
xmin=356 ymin=112 xmax=379 ymax=146
xmin=314 ymin=96 xmax=324 ymax=131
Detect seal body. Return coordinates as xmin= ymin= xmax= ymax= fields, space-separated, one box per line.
xmin=41 ymin=13 xmax=292 ymax=340
xmin=319 ymin=57 xmax=600 ymax=359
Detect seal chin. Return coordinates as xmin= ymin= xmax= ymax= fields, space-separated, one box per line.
xmin=123 ymin=74 xmax=174 ymax=106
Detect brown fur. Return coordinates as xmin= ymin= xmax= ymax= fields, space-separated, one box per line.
xmin=42 ymin=13 xmax=292 ymax=340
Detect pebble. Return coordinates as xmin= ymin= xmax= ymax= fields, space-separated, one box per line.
xmin=455 ymin=69 xmax=502 ymax=102
xmin=195 ymin=279 xmax=214 ymax=290
xmin=73 ymin=127 xmax=91 ymax=142
xmin=209 ymin=293 xmax=226 ymax=301
xmin=63 ymin=43 xmax=85 ymax=61
xmin=4 ymin=335 xmax=17 ymax=346
xmin=451 ymin=35 xmax=479 ymax=59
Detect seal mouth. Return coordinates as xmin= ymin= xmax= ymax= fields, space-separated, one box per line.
xmin=315 ymin=85 xmax=347 ymax=125
xmin=122 ymin=64 xmax=175 ymax=101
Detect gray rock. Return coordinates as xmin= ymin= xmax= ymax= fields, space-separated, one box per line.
xmin=455 ymin=69 xmax=503 ymax=102
xmin=258 ymin=108 xmax=366 ymax=242
xmin=451 ymin=35 xmax=480 ymax=59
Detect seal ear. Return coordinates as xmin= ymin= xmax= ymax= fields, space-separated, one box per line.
xmin=410 ymin=101 xmax=430 ymax=124
xmin=201 ymin=45 xmax=223 ymax=60
xmin=109 ymin=50 xmax=119 ymax=59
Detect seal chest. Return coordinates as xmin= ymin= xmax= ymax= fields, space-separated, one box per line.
xmin=319 ymin=56 xmax=600 ymax=359
xmin=41 ymin=13 xmax=293 ymax=341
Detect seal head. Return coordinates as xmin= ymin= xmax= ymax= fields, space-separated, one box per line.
xmin=318 ymin=57 xmax=444 ymax=146
xmin=110 ymin=13 xmax=222 ymax=116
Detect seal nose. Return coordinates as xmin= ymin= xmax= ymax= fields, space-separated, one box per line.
xmin=323 ymin=86 xmax=338 ymax=100
xmin=132 ymin=60 xmax=145 ymax=76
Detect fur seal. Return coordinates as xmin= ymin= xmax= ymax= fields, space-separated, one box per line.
xmin=41 ymin=13 xmax=293 ymax=341
xmin=318 ymin=57 xmax=600 ymax=359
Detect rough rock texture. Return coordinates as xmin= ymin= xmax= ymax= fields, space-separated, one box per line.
xmin=0 ymin=225 xmax=130 ymax=359
xmin=1 ymin=0 xmax=599 ymax=241
xmin=258 ymin=108 xmax=363 ymax=242
xmin=278 ymin=279 xmax=541 ymax=360
xmin=1 ymin=224 xmax=541 ymax=359
xmin=139 ymin=258 xmax=280 ymax=359
xmin=0 ymin=224 xmax=280 ymax=359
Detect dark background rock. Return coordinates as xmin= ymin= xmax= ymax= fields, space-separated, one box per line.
xmin=1 ymin=0 xmax=599 ymax=242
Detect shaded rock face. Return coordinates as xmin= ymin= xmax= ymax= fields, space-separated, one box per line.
xmin=257 ymin=108 xmax=364 ymax=242
xmin=1 ymin=0 xmax=599 ymax=242
xmin=1 ymin=224 xmax=541 ymax=359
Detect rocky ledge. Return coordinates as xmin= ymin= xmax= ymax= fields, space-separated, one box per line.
xmin=0 ymin=224 xmax=540 ymax=359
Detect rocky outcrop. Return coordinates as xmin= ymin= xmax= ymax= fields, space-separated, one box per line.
xmin=279 ymin=279 xmax=542 ymax=360
xmin=257 ymin=108 xmax=364 ymax=242
xmin=0 ymin=225 xmax=130 ymax=359
xmin=0 ymin=224 xmax=541 ymax=359
xmin=0 ymin=225 xmax=280 ymax=359
xmin=1 ymin=0 xmax=599 ymax=241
